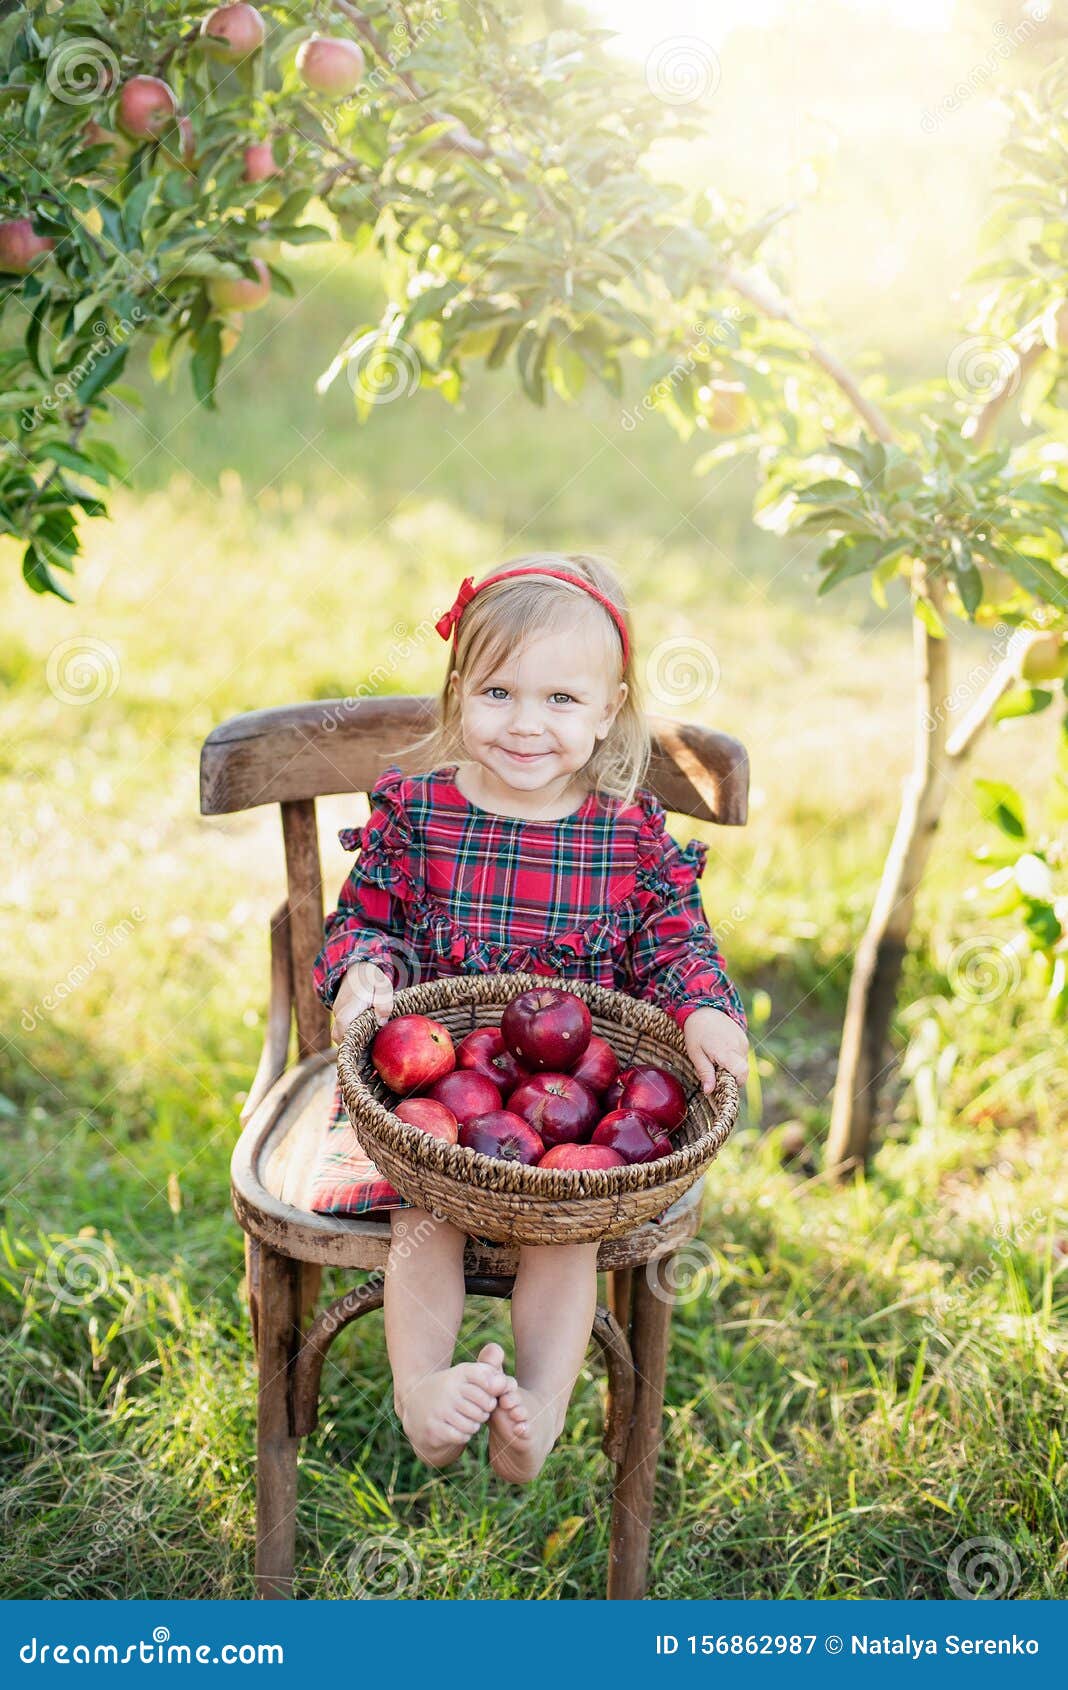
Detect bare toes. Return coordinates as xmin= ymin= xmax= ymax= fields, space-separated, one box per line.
xmin=462 ymin=1386 xmax=498 ymax=1416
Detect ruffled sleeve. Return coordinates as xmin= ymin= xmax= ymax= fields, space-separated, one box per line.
xmin=311 ymin=764 xmax=420 ymax=1010
xmin=623 ymin=791 xmax=747 ymax=1034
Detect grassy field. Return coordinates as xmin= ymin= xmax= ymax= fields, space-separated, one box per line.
xmin=1 ymin=249 xmax=1066 ymax=1600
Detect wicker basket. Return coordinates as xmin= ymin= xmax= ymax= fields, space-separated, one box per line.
xmin=336 ymin=972 xmax=739 ymax=1245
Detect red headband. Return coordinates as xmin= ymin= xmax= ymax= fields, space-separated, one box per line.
xmin=435 ymin=567 xmax=630 ymax=667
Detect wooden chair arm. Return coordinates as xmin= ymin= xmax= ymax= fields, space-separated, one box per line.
xmin=240 ymin=901 xmax=295 ymax=1127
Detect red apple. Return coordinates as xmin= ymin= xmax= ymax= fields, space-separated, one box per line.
xmin=200 ymin=4 xmax=266 ymax=58
xmin=602 ymin=1064 xmax=688 ymax=1133
xmin=116 ymin=75 xmax=177 ymax=140
xmin=80 ymin=120 xmax=133 ymax=162
xmin=394 ymin=1097 xmax=458 ymax=1144
xmin=459 ymin=1110 xmax=545 ymax=1166
xmin=0 ymin=219 xmax=55 ymax=274
xmin=427 ymin=1070 xmax=501 ymax=1125
xmin=296 ymin=34 xmax=367 ymax=96
xmin=501 ymin=988 xmax=592 ymax=1073
xmin=570 ymin=1033 xmax=619 ymax=1095
xmin=242 ymin=140 xmax=280 ymax=183
xmin=507 ymin=1072 xmax=600 ymax=1147
xmin=372 ymin=1013 xmax=454 ymax=1093
xmin=591 ymin=1108 xmax=673 ymax=1165
xmin=207 ymin=256 xmax=271 ymax=312
xmin=456 ymin=1025 xmax=528 ymax=1094
xmin=537 ymin=1143 xmax=627 ymax=1171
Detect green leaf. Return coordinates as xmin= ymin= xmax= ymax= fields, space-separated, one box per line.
xmin=22 ymin=542 xmax=74 ymax=602
xmin=80 ymin=438 xmax=128 ymax=480
xmin=996 ymin=547 xmax=1068 ymax=610
xmin=271 ymin=224 xmax=332 ymax=245
xmin=191 ymin=320 xmax=223 ymax=410
xmin=826 ymin=439 xmax=872 ymax=480
xmin=148 ymin=336 xmax=172 ymax=382
xmin=993 ymin=686 xmax=1053 ymax=723
xmin=25 ymin=296 xmax=54 ymax=379
xmin=264 ymin=262 xmax=295 ymax=299
xmin=42 ymin=444 xmax=111 ymax=487
xmin=913 ymin=594 xmax=947 ymax=639
xmin=815 ymin=535 xmax=888 ymax=594
xmin=954 ymin=554 xmax=983 ymax=617
xmin=793 ymin=478 xmax=862 ymax=502
xmin=121 ymin=176 xmax=159 ymax=246
xmin=974 ymin=778 xmax=1027 ymax=840
xmin=516 ymin=328 xmax=548 ymax=405
xmin=487 ymin=323 xmax=521 ymax=370
xmin=547 ymin=338 xmax=587 ymax=400
xmin=75 ymin=341 xmax=128 ymax=404
xmin=1023 ymin=898 xmax=1061 ymax=949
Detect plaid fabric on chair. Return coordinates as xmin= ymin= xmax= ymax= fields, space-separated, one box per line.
xmin=309 ymin=1076 xmax=414 ymax=1216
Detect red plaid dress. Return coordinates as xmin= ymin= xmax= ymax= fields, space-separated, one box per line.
xmin=309 ymin=762 xmax=746 ymax=1215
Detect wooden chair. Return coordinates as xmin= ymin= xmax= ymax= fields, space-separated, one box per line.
xmin=199 ymin=696 xmax=748 ymax=1600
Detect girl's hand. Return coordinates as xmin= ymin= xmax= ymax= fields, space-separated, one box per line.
xmin=332 ymin=961 xmax=394 ymax=1044
xmin=682 ymin=1006 xmax=750 ymax=1092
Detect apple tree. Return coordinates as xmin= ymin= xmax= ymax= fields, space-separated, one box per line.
xmin=2 ymin=1 xmax=1066 ymax=1169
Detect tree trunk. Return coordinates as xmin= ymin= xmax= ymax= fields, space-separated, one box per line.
xmin=826 ymin=573 xmax=952 ymax=1173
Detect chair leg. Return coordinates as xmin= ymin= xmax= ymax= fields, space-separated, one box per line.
xmin=245 ymin=1235 xmax=260 ymax=1355
xmin=606 ymin=1266 xmax=633 ymax=1329
xmin=607 ymin=1254 xmax=675 ymax=1600
xmin=254 ymin=1244 xmax=306 ymax=1599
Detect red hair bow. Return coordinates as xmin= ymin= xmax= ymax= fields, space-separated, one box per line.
xmin=435 ymin=575 xmax=478 ymax=643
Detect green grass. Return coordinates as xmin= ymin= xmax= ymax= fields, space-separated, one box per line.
xmin=1 ymin=251 xmax=1066 ymax=1599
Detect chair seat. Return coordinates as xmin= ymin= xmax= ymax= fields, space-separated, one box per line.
xmin=231 ymin=1053 xmax=706 ymax=1274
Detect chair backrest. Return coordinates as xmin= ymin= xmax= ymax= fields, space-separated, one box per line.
xmin=200 ymin=696 xmax=749 ymax=1060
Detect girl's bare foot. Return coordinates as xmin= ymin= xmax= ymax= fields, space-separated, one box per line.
xmin=488 ymin=1380 xmax=563 ymax=1484
xmin=397 ymin=1341 xmax=508 ymax=1468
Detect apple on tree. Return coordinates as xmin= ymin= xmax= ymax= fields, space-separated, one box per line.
xmin=242 ymin=141 xmax=280 ymax=184
xmin=0 ymin=219 xmax=55 ymax=274
xmin=207 ymin=255 xmax=272 ymax=312
xmin=200 ymin=4 xmax=266 ymax=60
xmin=116 ymin=75 xmax=178 ymax=140
xmin=1021 ymin=631 xmax=1068 ymax=683
xmin=296 ymin=34 xmax=367 ymax=97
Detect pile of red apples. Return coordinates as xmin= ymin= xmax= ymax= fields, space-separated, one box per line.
xmin=369 ymin=987 xmax=690 ymax=1171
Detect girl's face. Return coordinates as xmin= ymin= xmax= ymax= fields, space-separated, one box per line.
xmin=449 ymin=625 xmax=627 ymax=801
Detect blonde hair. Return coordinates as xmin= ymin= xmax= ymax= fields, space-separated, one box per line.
xmin=395 ymin=550 xmax=653 ymax=806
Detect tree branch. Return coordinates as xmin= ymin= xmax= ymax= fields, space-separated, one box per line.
xmin=331 ymin=0 xmax=525 ymax=171
xmin=721 ymin=263 xmax=897 ymax=444
xmin=965 ymin=336 xmax=1046 ymax=448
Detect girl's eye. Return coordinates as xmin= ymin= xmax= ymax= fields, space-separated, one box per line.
xmin=482 ymin=688 xmax=576 ymax=704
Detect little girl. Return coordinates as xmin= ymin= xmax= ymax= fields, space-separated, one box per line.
xmin=312 ymin=551 xmax=749 ymax=1485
